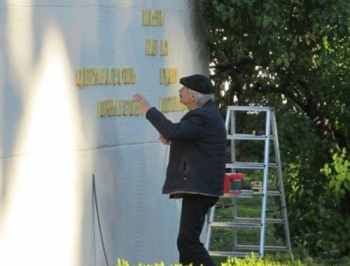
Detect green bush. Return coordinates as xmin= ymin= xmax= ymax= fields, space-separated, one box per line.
xmin=116 ymin=253 xmax=350 ymax=266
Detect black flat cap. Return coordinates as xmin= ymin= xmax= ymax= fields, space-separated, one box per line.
xmin=179 ymin=74 xmax=214 ymax=94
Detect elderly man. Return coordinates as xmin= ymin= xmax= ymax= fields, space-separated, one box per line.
xmin=133 ymin=74 xmax=226 ymax=266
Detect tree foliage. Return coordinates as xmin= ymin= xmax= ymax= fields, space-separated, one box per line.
xmin=202 ymin=0 xmax=350 ymax=257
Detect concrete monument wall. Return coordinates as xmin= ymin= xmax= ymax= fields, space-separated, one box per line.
xmin=0 ymin=0 xmax=209 ymax=265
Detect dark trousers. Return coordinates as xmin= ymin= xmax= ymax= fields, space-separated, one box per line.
xmin=177 ymin=194 xmax=219 ymax=266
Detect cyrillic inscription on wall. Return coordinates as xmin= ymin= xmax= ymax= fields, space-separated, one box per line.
xmin=160 ymin=39 xmax=168 ymax=56
xmin=76 ymin=68 xmax=136 ymax=88
xmin=145 ymin=39 xmax=168 ymax=56
xmin=77 ymin=8 xmax=185 ymax=118
xmin=159 ymin=96 xmax=187 ymax=113
xmin=98 ymin=99 xmax=143 ymax=117
xmin=142 ymin=9 xmax=164 ymax=26
xmin=159 ymin=68 xmax=178 ymax=85
xmin=145 ymin=39 xmax=158 ymax=56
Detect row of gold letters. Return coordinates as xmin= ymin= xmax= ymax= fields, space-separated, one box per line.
xmin=145 ymin=39 xmax=168 ymax=56
xmin=142 ymin=9 xmax=164 ymax=26
xmin=76 ymin=67 xmax=177 ymax=87
xmin=98 ymin=99 xmax=143 ymax=117
xmin=98 ymin=96 xmax=186 ymax=117
xmin=159 ymin=96 xmax=187 ymax=113
xmin=159 ymin=68 xmax=177 ymax=85
xmin=76 ymin=68 xmax=136 ymax=88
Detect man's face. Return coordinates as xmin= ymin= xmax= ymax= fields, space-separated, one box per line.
xmin=179 ymin=86 xmax=194 ymax=106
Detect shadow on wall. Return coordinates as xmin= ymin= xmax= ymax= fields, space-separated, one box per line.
xmin=190 ymin=0 xmax=211 ymax=74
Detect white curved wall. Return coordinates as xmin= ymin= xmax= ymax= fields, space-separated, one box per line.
xmin=0 ymin=1 xmax=209 ymax=265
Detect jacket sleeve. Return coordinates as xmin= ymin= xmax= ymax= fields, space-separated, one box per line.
xmin=145 ymin=107 xmax=207 ymax=140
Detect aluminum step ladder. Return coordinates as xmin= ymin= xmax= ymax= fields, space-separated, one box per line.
xmin=204 ymin=106 xmax=292 ymax=258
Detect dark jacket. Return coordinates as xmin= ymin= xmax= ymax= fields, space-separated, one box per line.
xmin=145 ymin=100 xmax=226 ymax=197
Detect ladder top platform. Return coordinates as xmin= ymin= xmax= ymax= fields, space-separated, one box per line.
xmin=226 ymin=106 xmax=274 ymax=112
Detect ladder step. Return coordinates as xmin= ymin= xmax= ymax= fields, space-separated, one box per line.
xmin=233 ymin=217 xmax=285 ymax=224
xmin=210 ymin=221 xmax=262 ymax=228
xmin=223 ymin=189 xmax=282 ymax=197
xmin=226 ymin=162 xmax=278 ymax=169
xmin=209 ymin=218 xmax=284 ymax=228
xmin=209 ymin=251 xmax=260 ymax=257
xmin=226 ymin=106 xmax=271 ymax=112
xmin=227 ymin=134 xmax=269 ymax=140
xmin=233 ymin=245 xmax=291 ymax=252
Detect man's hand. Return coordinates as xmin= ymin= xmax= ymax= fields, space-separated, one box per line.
xmin=133 ymin=93 xmax=152 ymax=112
xmin=159 ymin=135 xmax=171 ymax=145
